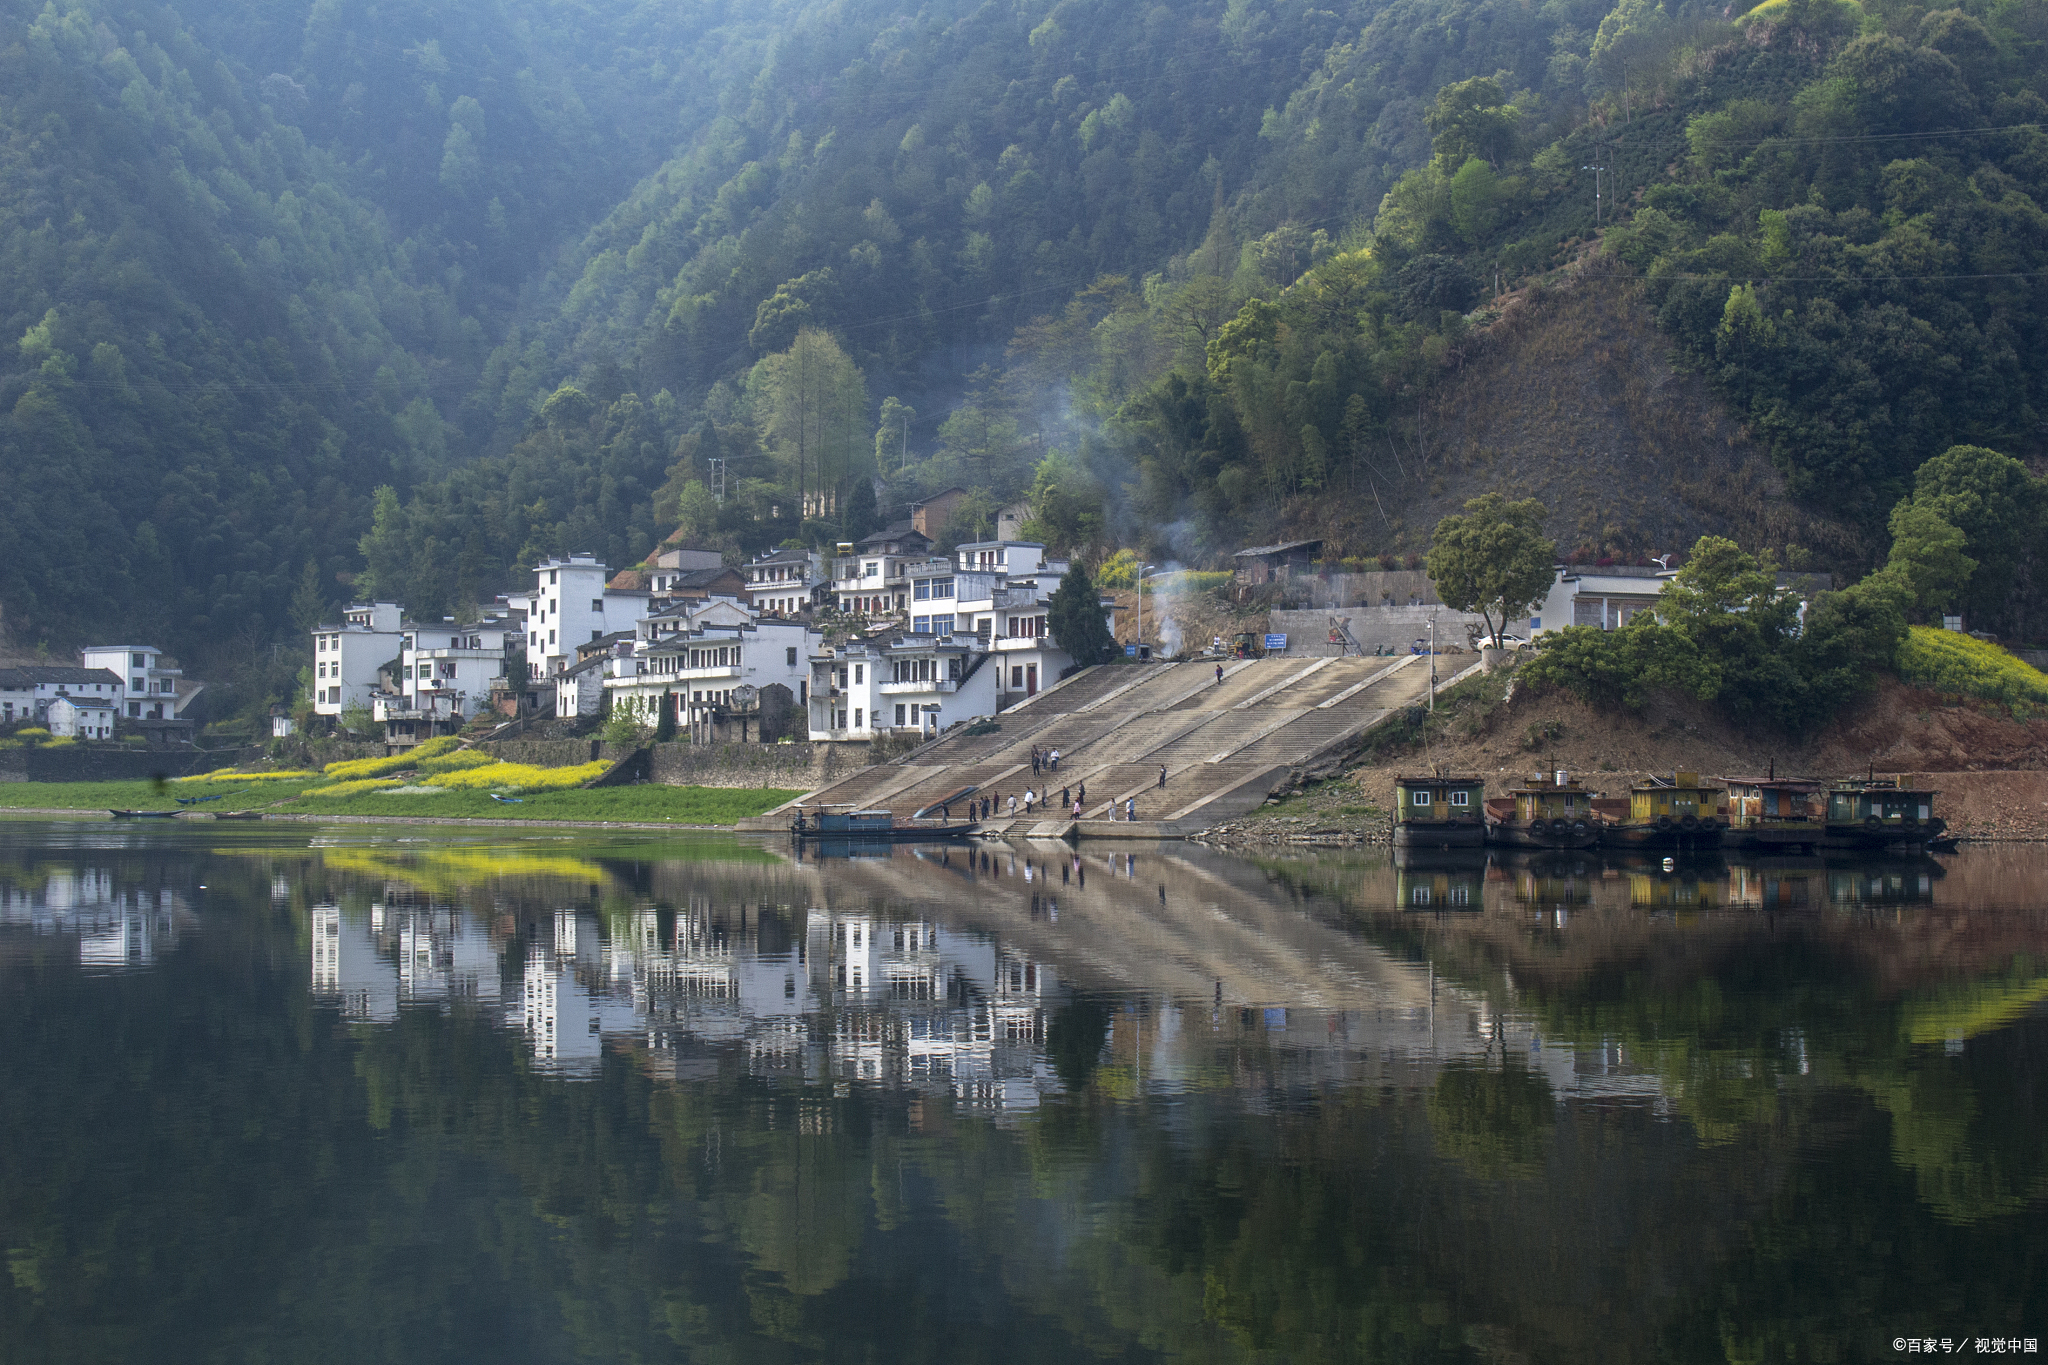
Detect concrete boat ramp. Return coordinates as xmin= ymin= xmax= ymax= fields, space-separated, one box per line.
xmin=737 ymin=654 xmax=1476 ymax=839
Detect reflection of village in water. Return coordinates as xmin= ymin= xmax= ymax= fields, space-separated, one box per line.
xmin=292 ymin=836 xmax=1908 ymax=1115
xmin=0 ymin=862 xmax=194 ymax=970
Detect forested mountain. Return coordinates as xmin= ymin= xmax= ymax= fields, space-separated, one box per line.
xmin=3 ymin=0 xmax=2045 ymax=722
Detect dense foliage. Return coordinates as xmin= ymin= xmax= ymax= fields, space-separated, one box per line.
xmin=5 ymin=0 xmax=2047 ymax=728
xmin=1524 ymin=533 xmax=1906 ymax=731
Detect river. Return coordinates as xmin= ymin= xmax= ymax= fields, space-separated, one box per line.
xmin=0 ymin=821 xmax=2040 ymax=1362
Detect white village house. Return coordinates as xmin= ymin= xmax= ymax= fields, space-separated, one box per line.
xmin=79 ymin=645 xmax=202 ymax=721
xmin=45 ymin=694 xmax=117 ymax=740
xmin=0 ymin=667 xmax=126 ymax=728
xmin=520 ymin=555 xmax=656 ymax=680
xmin=310 ymin=603 xmax=405 ymax=718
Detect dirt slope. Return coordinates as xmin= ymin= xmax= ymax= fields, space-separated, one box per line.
xmin=1290 ymin=272 xmax=1864 ymax=567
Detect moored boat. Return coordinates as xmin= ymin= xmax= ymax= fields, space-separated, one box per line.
xmin=1392 ymin=771 xmax=1487 ymax=849
xmin=1592 ymin=770 xmax=1727 ymax=850
xmin=109 ymin=809 xmax=178 ymax=819
xmin=789 ymin=804 xmax=974 ymax=841
xmin=1720 ymin=773 xmax=1826 ymax=853
xmin=1817 ymin=776 xmax=1946 ymax=851
xmin=1485 ymin=769 xmax=1599 ymax=849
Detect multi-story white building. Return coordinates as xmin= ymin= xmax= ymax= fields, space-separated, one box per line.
xmin=744 ymin=546 xmax=824 ymax=619
xmin=525 ymin=555 xmax=654 ymax=680
xmin=79 ymin=645 xmax=200 ymax=721
xmin=607 ymin=611 xmax=818 ymax=740
xmin=384 ymin=618 xmax=516 ymax=733
xmin=309 ymin=603 xmax=403 ymax=717
xmin=831 ymin=523 xmax=932 ymax=618
xmin=806 ymin=638 xmax=888 ymax=742
xmin=804 ymin=539 xmax=1103 ymax=741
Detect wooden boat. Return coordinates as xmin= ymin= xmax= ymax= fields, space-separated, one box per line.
xmin=1484 ymin=770 xmax=1599 ymax=849
xmin=1392 ymin=772 xmax=1488 ymax=849
xmin=1720 ymin=773 xmax=1826 ymax=853
xmin=211 ymin=811 xmax=266 ymax=821
xmin=788 ymin=804 xmax=975 ymax=841
xmin=1817 ymin=776 xmax=1946 ymax=850
xmin=1592 ymin=771 xmax=1727 ymax=850
xmin=108 ymin=809 xmax=178 ymax=819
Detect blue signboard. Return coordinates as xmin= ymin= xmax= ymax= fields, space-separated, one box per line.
xmin=1125 ymin=643 xmax=1139 ymax=657
xmin=1264 ymin=633 xmax=1287 ymax=651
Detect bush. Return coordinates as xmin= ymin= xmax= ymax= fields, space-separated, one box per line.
xmin=421 ymin=760 xmax=612 ymax=793
xmin=323 ymin=752 xmax=417 ymax=780
xmin=307 ymin=778 xmax=406 ymax=797
xmin=1895 ymin=627 xmax=2048 ymax=707
xmin=13 ymin=728 xmax=49 ymax=740
xmin=174 ymin=768 xmax=319 ymax=782
xmin=416 ymin=749 xmax=495 ymax=774
xmin=413 ymin=735 xmax=463 ymax=760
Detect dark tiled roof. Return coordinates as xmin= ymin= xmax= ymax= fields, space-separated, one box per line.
xmin=858 ymin=522 xmax=929 ymax=548
xmin=0 ymin=667 xmax=125 ymax=687
xmin=1233 ymin=539 xmax=1322 ymax=559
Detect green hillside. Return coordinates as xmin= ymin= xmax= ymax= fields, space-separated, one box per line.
xmin=2 ymin=0 xmax=2044 ymax=722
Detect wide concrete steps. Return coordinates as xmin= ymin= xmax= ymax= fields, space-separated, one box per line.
xmin=733 ymin=655 xmax=1458 ymax=835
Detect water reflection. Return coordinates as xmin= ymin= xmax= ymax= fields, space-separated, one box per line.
xmin=0 ymin=823 xmax=2041 ymax=1365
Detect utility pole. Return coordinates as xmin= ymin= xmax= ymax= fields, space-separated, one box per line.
xmin=1583 ymin=163 xmax=1607 ymax=227
xmin=707 ymin=457 xmax=726 ymax=505
xmin=1428 ymin=614 xmax=1437 ymax=712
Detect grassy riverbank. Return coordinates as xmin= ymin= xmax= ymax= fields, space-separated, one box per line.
xmin=0 ymin=779 xmax=799 ymax=824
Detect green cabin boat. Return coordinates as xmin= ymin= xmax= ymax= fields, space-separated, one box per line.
xmin=1484 ymin=770 xmax=1599 ymax=849
xmin=1592 ymin=770 xmax=1727 ymax=850
xmin=1393 ymin=772 xmax=1488 ymax=849
xmin=1820 ymin=776 xmax=1945 ymax=851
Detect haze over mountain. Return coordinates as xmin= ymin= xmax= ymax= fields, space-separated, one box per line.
xmin=2 ymin=0 xmax=2043 ymax=724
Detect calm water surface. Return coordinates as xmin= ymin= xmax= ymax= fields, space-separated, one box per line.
xmin=0 ymin=822 xmax=2042 ymax=1363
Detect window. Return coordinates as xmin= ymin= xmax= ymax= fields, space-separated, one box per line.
xmin=591 ymin=631 xmax=602 ymax=641
xmin=1450 ymin=790 xmax=1470 ymax=807
xmin=131 ymin=652 xmax=146 ymax=667
xmin=932 ymin=615 xmax=954 ymax=635
xmin=864 ymin=561 xmax=879 ymax=578
xmin=913 ymin=616 xmax=930 ymax=634
xmin=1413 ymin=790 xmax=1432 ymax=806
xmin=854 ymin=708 xmax=863 ymax=728
xmin=914 ymin=580 xmax=930 ymax=601
xmin=853 ymin=664 xmax=863 ymax=684
xmin=591 ymin=598 xmax=603 ymax=612
xmin=931 ymin=578 xmax=953 ymax=598
xmin=786 ymin=647 xmax=797 ymax=666
xmin=549 ymin=570 xmax=558 ymax=585
xmin=895 ymin=704 xmax=906 ymax=726
xmin=529 ymin=632 xmax=537 ymax=647
xmin=1011 ymin=666 xmax=1023 ymax=688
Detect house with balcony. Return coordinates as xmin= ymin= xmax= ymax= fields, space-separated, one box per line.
xmin=375 ymin=619 xmax=515 ymax=744
xmin=832 ymin=523 xmax=932 ymax=619
xmin=744 ymin=547 xmax=824 ymax=619
xmin=949 ymin=541 xmax=1078 ymax=704
xmin=308 ymin=604 xmax=403 ymax=725
xmin=807 ymin=638 xmax=888 ymax=742
xmin=80 ymin=645 xmax=203 ymax=722
xmin=605 ymin=610 xmax=817 ymax=742
xmin=877 ymin=630 xmax=997 ymax=737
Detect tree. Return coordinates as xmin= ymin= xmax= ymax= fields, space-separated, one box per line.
xmin=1897 ymin=445 xmax=2041 ymax=626
xmin=745 ymin=328 xmax=868 ymax=517
xmin=1426 ymin=495 xmax=1556 ymax=648
xmin=654 ymin=690 xmax=677 ymax=742
xmin=1046 ymin=560 xmax=1119 ymax=668
xmin=874 ymin=398 xmax=916 ymax=472
xmin=1424 ymin=77 xmax=1518 ymax=171
xmin=289 ymin=561 xmax=329 ymax=636
xmin=1880 ymin=500 xmax=1976 ymax=619
xmin=357 ymin=487 xmax=410 ymax=603
xmin=1655 ymin=536 xmax=1804 ymax=721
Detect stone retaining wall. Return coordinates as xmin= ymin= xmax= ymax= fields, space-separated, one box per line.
xmin=0 ymin=746 xmax=261 ymax=783
xmin=475 ymin=738 xmax=851 ymax=790
xmin=1266 ymin=606 xmax=1492 ymax=657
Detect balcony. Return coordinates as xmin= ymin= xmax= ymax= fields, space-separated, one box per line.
xmin=880 ymin=678 xmax=959 ymax=695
